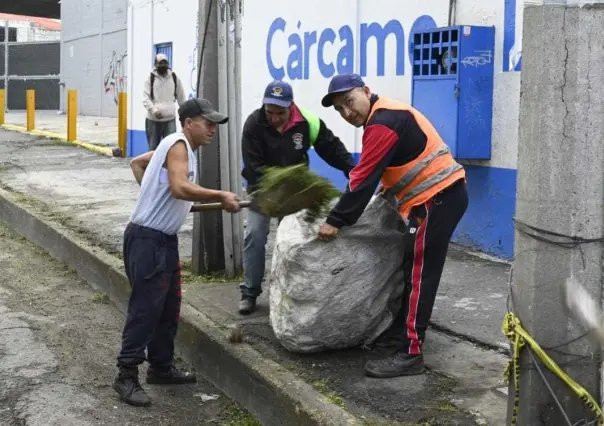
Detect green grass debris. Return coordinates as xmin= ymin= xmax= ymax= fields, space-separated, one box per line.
xmin=252 ymin=164 xmax=341 ymax=223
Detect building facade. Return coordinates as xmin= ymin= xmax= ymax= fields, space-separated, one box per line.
xmin=126 ymin=0 xmax=200 ymax=152
xmin=126 ymin=0 xmax=524 ymax=260
xmin=1 ymin=14 xmax=61 ymax=110
xmin=60 ymin=0 xmax=128 ymax=117
xmin=0 ymin=13 xmax=61 ymax=42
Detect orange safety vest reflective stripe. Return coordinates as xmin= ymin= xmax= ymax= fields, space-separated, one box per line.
xmin=369 ymin=97 xmax=466 ymax=219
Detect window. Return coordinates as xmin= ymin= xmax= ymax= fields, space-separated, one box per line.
xmin=154 ymin=42 xmax=173 ymax=66
xmin=0 ymin=27 xmax=18 ymax=42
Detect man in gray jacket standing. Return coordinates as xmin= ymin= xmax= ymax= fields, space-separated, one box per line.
xmin=142 ymin=53 xmax=187 ymax=150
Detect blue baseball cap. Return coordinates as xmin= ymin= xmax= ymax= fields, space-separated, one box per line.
xmin=263 ymin=80 xmax=294 ymax=108
xmin=321 ymin=73 xmax=366 ymax=107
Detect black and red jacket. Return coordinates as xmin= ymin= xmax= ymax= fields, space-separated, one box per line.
xmin=326 ymin=94 xmax=429 ymax=229
xmin=241 ymin=103 xmax=355 ymax=193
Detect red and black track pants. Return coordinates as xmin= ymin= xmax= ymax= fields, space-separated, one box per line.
xmin=387 ymin=178 xmax=469 ymax=355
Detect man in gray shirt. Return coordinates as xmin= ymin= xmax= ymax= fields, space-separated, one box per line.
xmin=113 ymin=98 xmax=240 ymax=407
xmin=142 ymin=53 xmax=187 ymax=150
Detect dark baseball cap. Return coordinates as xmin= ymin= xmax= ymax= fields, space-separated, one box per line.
xmin=263 ymin=80 xmax=293 ymax=108
xmin=321 ymin=73 xmax=366 ymax=107
xmin=178 ymin=98 xmax=228 ymax=124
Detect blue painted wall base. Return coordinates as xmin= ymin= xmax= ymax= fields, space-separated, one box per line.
xmin=127 ymin=129 xmax=515 ymax=259
xmin=128 ymin=129 xmax=149 ymax=157
xmin=453 ymin=164 xmax=516 ymax=259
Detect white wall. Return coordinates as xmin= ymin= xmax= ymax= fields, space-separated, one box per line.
xmin=61 ymin=0 xmax=128 ymax=117
xmin=128 ymin=0 xmax=523 ymax=167
xmin=127 ymin=0 xmax=199 ymax=139
xmin=126 ymin=0 xmax=524 ymax=257
xmin=239 ymin=0 xmax=523 ymax=258
xmin=241 ymin=0 xmax=521 ymax=172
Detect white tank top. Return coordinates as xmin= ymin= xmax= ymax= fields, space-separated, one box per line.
xmin=130 ymin=132 xmax=198 ymax=235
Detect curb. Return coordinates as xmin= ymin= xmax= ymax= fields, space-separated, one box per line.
xmin=0 ymin=123 xmax=119 ymax=157
xmin=0 ymin=187 xmax=362 ymax=426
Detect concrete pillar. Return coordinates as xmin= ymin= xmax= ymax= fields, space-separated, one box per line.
xmin=511 ymin=3 xmax=604 ymax=424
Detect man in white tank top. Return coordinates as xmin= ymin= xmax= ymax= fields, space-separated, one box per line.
xmin=113 ymin=98 xmax=241 ymax=407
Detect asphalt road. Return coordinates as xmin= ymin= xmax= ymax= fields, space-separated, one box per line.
xmin=0 ymin=223 xmax=258 ymax=426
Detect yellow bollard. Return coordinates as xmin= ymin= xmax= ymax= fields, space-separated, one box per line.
xmin=0 ymin=89 xmax=5 ymax=125
xmin=26 ymin=89 xmax=35 ymax=131
xmin=67 ymin=89 xmax=77 ymax=141
xmin=118 ymin=92 xmax=127 ymax=157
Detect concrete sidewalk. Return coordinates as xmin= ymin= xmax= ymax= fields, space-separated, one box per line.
xmin=4 ymin=110 xmax=119 ymax=148
xmin=0 ymin=129 xmax=511 ymax=425
xmin=2 ymin=110 xmax=120 ymax=156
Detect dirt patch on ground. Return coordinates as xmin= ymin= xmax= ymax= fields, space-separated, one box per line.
xmin=0 ymin=181 xmax=124 ymax=259
xmin=240 ymin=322 xmax=480 ymax=425
xmin=0 ymin=223 xmax=258 ymax=426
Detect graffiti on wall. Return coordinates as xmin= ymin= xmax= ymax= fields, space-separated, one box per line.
xmin=187 ymin=9 xmax=200 ymax=100
xmin=188 ymin=44 xmax=197 ymax=99
xmin=104 ymin=50 xmax=128 ymax=104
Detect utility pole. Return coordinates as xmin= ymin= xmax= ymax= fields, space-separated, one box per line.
xmin=192 ymin=0 xmax=244 ymax=276
xmin=510 ymin=1 xmax=604 ymax=424
xmin=192 ymin=0 xmax=226 ymax=274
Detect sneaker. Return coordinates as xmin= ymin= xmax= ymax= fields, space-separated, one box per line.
xmin=364 ymin=352 xmax=425 ymax=378
xmin=113 ymin=369 xmax=152 ymax=407
xmin=238 ymin=297 xmax=256 ymax=315
xmin=146 ymin=365 xmax=197 ymax=385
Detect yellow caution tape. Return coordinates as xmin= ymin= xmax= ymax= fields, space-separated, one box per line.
xmin=502 ymin=312 xmax=604 ymax=426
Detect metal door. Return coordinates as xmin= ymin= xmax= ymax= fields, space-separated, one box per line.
xmin=154 ymin=42 xmax=173 ymax=66
xmin=411 ymin=28 xmax=460 ymax=157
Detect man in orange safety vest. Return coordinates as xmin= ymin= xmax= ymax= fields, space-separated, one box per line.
xmin=318 ymin=73 xmax=469 ymax=378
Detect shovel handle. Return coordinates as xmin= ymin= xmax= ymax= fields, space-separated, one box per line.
xmin=190 ymin=200 xmax=252 ymax=213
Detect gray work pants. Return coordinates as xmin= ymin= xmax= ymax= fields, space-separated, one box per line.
xmin=145 ymin=118 xmax=176 ymax=150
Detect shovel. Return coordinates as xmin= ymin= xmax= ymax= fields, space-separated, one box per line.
xmin=190 ymin=200 xmax=252 ymax=213
xmin=561 ymin=276 xmax=604 ymax=344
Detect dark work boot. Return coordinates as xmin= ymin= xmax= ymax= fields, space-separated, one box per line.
xmin=146 ymin=365 xmax=197 ymax=385
xmin=113 ymin=367 xmax=152 ymax=407
xmin=364 ymin=352 xmax=425 ymax=378
xmin=368 ymin=332 xmax=405 ymax=360
xmin=238 ymin=297 xmax=256 ymax=315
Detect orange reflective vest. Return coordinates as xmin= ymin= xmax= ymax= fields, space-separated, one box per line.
xmin=372 ymin=97 xmax=466 ymax=219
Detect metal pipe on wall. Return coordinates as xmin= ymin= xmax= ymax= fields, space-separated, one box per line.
xmin=127 ymin=4 xmax=135 ymax=152
xmin=233 ymin=0 xmax=244 ymax=274
xmin=4 ymin=20 xmax=9 ymax=111
xmin=234 ymin=0 xmax=243 ymax=191
xmin=58 ymin=28 xmax=64 ymax=114
xmin=233 ymin=0 xmax=242 ymax=153
xmin=192 ymin=0 xmax=208 ymax=275
xmin=226 ymin=0 xmax=242 ymax=275
xmin=216 ymin=0 xmax=235 ymax=276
